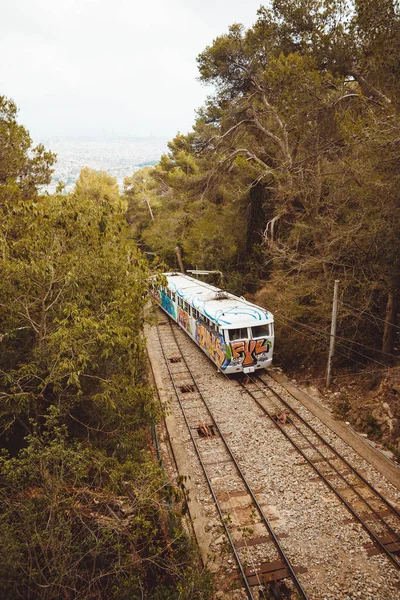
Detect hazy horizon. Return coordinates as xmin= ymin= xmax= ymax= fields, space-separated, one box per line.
xmin=2 ymin=0 xmax=267 ymax=140
xmin=41 ymin=135 xmax=169 ymax=193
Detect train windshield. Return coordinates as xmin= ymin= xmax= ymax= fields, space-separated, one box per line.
xmin=251 ymin=324 xmax=272 ymax=338
xmin=229 ymin=327 xmax=248 ymax=341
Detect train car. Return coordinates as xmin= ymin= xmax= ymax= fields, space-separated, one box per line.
xmin=156 ymin=272 xmax=274 ymax=374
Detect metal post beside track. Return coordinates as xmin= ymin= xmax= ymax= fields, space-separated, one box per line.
xmin=326 ymin=279 xmax=340 ymax=388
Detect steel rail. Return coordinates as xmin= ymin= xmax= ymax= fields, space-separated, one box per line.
xmin=258 ymin=373 xmax=400 ymax=519
xmin=239 ymin=374 xmax=400 ymax=570
xmin=250 ymin=374 xmax=400 ymax=549
xmin=156 ymin=318 xmax=310 ymax=600
xmin=155 ymin=321 xmax=255 ymax=599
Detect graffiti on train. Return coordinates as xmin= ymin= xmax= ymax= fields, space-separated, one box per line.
xmin=160 ymin=290 xmax=176 ymax=319
xmin=196 ymin=323 xmax=229 ymax=370
xmin=178 ymin=308 xmax=192 ymax=335
xmin=230 ymin=339 xmax=271 ymax=366
xmin=195 ymin=323 xmax=271 ymax=370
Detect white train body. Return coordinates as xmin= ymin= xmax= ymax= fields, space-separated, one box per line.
xmin=157 ymin=273 xmax=274 ymax=374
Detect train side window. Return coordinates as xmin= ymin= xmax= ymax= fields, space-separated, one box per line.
xmin=183 ymin=301 xmax=190 ymax=313
xmin=192 ymin=308 xmax=199 ymax=320
xmin=172 ymin=292 xmax=176 ymax=302
xmin=229 ymin=328 xmax=248 ymax=341
xmin=252 ymin=324 xmax=271 ymax=338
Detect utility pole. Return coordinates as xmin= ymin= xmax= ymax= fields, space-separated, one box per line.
xmin=326 ymin=280 xmax=340 ymax=388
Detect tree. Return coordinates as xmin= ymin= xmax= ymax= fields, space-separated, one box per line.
xmin=0 ymin=407 xmax=212 ymax=600
xmin=0 ymin=144 xmax=213 ymax=597
xmin=0 ymin=168 xmax=152 ymax=448
xmin=131 ymin=0 xmax=400 ymax=363
xmin=194 ymin=2 xmax=400 ymax=360
xmin=0 ymin=95 xmax=56 ymax=202
xmin=123 ymin=167 xmax=162 ymax=241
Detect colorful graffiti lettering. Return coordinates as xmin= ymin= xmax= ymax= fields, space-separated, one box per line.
xmin=196 ymin=322 xmax=229 ymax=369
xmin=195 ymin=321 xmax=271 ymax=370
xmin=178 ymin=308 xmax=191 ymax=333
xmin=160 ymin=291 xmax=176 ymax=319
xmin=231 ymin=339 xmax=270 ymax=366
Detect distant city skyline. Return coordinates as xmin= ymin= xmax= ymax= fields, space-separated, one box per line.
xmin=39 ymin=133 xmax=170 ymax=142
xmin=42 ymin=137 xmax=169 ymax=193
xmin=2 ymin=0 xmax=266 ymax=141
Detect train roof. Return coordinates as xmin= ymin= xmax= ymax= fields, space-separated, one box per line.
xmin=164 ymin=272 xmax=273 ymax=328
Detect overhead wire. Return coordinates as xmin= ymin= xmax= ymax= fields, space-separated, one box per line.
xmin=275 ymin=313 xmax=399 ymax=362
xmin=335 ymin=340 xmax=391 ymax=368
xmin=340 ymin=300 xmax=400 ymax=332
xmin=281 ymin=315 xmax=389 ymax=369
xmin=312 ymin=369 xmax=382 ymax=382
xmin=275 ymin=314 xmax=391 ymax=371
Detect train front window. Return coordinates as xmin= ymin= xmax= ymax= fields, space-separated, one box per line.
xmin=252 ymin=324 xmax=271 ymax=338
xmin=229 ymin=328 xmax=248 ymax=341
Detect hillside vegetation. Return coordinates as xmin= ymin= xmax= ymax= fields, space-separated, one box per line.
xmin=2 ymin=2 xmax=400 ymax=593
xmin=0 ymin=97 xmax=212 ymax=599
xmin=125 ymin=0 xmax=400 ymax=451
xmin=125 ymin=0 xmax=400 ymax=449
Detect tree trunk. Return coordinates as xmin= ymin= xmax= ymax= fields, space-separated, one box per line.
xmin=174 ymin=246 xmax=185 ymax=274
xmin=246 ymin=181 xmax=267 ymax=254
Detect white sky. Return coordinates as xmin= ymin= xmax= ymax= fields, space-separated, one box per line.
xmin=1 ymin=0 xmax=266 ymax=139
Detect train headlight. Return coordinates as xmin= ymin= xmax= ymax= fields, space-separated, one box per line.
xmin=230 ymin=356 xmax=242 ymax=365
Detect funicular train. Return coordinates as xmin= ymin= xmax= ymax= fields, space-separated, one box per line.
xmin=156 ymin=272 xmax=274 ymax=374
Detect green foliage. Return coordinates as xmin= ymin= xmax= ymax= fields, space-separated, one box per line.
xmin=0 ymin=176 xmax=152 ymax=447
xmin=132 ymin=0 xmax=400 ymax=369
xmin=181 ymin=205 xmax=239 ymax=270
xmin=333 ymin=394 xmax=352 ymax=420
xmin=75 ymin=166 xmax=126 ymax=211
xmin=0 ymin=96 xmax=56 ymax=201
xmin=363 ymin=412 xmax=383 ymax=440
xmin=0 ymin=103 xmax=213 ymax=599
xmin=0 ymin=408 xmax=212 ymax=600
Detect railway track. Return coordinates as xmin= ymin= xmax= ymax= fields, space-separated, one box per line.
xmin=151 ymin=311 xmax=400 ymax=597
xmin=156 ymin=317 xmax=309 ymax=599
xmin=237 ymin=373 xmax=400 ymax=571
